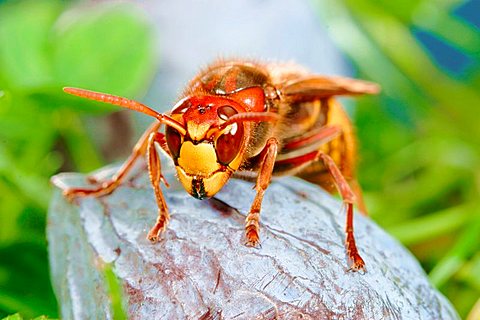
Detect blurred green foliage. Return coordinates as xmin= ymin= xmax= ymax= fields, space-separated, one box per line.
xmin=2 ymin=314 xmax=54 ymax=320
xmin=104 ymin=263 xmax=127 ymax=320
xmin=312 ymin=0 xmax=480 ymax=317
xmin=0 ymin=0 xmax=156 ymax=318
xmin=1 ymin=313 xmax=55 ymax=320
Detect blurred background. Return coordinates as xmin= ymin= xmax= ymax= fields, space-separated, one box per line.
xmin=0 ymin=0 xmax=478 ymax=318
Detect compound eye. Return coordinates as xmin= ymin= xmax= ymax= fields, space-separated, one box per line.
xmin=217 ymin=105 xmax=237 ymax=120
xmin=165 ymin=126 xmax=182 ymax=158
xmin=215 ymin=123 xmax=244 ymax=166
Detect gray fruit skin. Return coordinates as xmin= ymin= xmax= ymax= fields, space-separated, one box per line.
xmin=48 ymin=163 xmax=459 ymax=320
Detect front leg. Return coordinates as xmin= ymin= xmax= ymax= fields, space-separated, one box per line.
xmin=145 ymin=132 xmax=171 ymax=242
xmin=245 ymin=137 xmax=279 ymax=247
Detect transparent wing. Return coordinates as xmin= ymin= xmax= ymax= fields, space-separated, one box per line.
xmin=279 ymin=76 xmax=380 ymax=101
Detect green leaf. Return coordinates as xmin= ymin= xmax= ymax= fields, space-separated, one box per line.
xmin=56 ymin=110 xmax=103 ymax=172
xmin=0 ymin=182 xmax=25 ymax=243
xmin=52 ymin=3 xmax=156 ymax=103
xmin=1 ymin=314 xmax=56 ymax=320
xmin=104 ymin=264 xmax=127 ymax=320
xmin=0 ymin=0 xmax=62 ymax=89
xmin=0 ymin=144 xmax=51 ymax=209
xmin=387 ymin=203 xmax=474 ymax=245
xmin=2 ymin=314 xmax=23 ymax=320
xmin=429 ymin=215 xmax=480 ymax=287
xmin=0 ymin=242 xmax=58 ymax=318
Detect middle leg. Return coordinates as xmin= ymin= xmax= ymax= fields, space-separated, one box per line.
xmin=245 ymin=137 xmax=279 ymax=247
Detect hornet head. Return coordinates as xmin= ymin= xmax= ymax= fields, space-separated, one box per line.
xmin=165 ymin=87 xmax=267 ymax=199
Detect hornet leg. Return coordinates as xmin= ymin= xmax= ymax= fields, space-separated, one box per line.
xmin=274 ymin=132 xmax=366 ymax=271
xmin=245 ymin=137 xmax=279 ymax=247
xmin=59 ymin=121 xmax=161 ymax=199
xmin=146 ymin=132 xmax=171 ymax=242
xmin=318 ymin=152 xmax=365 ymax=271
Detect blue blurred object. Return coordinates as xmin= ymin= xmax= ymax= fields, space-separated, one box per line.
xmin=413 ymin=28 xmax=474 ymax=77
xmin=455 ymin=0 xmax=480 ymax=29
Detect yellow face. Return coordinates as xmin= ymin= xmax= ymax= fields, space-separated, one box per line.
xmin=166 ymin=120 xmax=245 ymax=200
xmin=175 ymin=141 xmax=230 ymax=199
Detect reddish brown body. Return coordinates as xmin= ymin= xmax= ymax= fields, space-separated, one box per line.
xmin=55 ymin=59 xmax=379 ymax=271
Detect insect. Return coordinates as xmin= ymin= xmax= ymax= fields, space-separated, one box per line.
xmin=57 ymin=59 xmax=379 ymax=271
